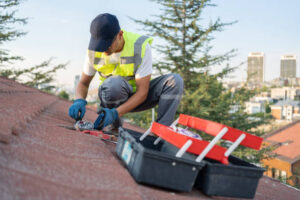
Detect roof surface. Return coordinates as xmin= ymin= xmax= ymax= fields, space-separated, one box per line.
xmin=272 ymin=99 xmax=300 ymax=107
xmin=1 ymin=76 xmax=300 ymax=200
xmin=265 ymin=120 xmax=300 ymax=163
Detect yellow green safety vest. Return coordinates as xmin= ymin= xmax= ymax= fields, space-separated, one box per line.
xmin=92 ymin=30 xmax=153 ymax=92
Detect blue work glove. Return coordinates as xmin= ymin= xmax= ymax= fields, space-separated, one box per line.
xmin=68 ymin=99 xmax=87 ymax=120
xmin=94 ymin=108 xmax=119 ymax=130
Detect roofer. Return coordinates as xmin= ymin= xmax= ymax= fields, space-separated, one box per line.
xmin=68 ymin=13 xmax=183 ymax=130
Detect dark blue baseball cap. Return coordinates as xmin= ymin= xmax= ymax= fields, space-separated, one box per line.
xmin=88 ymin=13 xmax=120 ymax=52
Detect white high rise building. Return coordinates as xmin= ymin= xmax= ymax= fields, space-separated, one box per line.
xmin=280 ymin=55 xmax=297 ymax=79
xmin=247 ymin=52 xmax=265 ymax=83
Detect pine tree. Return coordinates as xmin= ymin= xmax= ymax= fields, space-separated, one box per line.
xmin=127 ymin=0 xmax=272 ymax=163
xmin=132 ymin=0 xmax=236 ymax=90
xmin=0 ymin=0 xmax=67 ymax=93
xmin=0 ymin=0 xmax=27 ymax=65
xmin=10 ymin=58 xmax=68 ymax=92
xmin=131 ymin=0 xmax=238 ymax=123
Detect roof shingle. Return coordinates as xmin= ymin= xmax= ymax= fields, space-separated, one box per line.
xmin=1 ymin=76 xmax=300 ymax=200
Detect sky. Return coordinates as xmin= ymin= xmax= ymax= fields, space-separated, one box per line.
xmin=5 ymin=0 xmax=300 ymax=92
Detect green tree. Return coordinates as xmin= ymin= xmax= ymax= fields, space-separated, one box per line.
xmin=128 ymin=0 xmax=271 ymax=163
xmin=132 ymin=0 xmax=236 ymax=90
xmin=289 ymin=168 xmax=300 ymax=189
xmin=128 ymin=0 xmax=237 ymax=127
xmin=265 ymin=103 xmax=271 ymax=113
xmin=0 ymin=0 xmax=27 ymax=65
xmin=0 ymin=0 xmax=67 ymax=93
xmin=58 ymin=90 xmax=70 ymax=100
xmin=6 ymin=58 xmax=68 ymax=92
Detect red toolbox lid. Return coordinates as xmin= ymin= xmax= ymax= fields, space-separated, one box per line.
xmin=151 ymin=122 xmax=229 ymax=164
xmin=179 ymin=114 xmax=263 ymax=150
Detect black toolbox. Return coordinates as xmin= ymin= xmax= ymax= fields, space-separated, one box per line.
xmin=116 ymin=128 xmax=205 ymax=192
xmin=194 ymin=156 xmax=265 ymax=199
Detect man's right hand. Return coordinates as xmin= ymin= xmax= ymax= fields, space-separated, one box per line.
xmin=68 ymin=99 xmax=87 ymax=120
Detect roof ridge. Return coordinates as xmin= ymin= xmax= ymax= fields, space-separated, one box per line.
xmin=11 ymin=99 xmax=60 ymax=137
xmin=264 ymin=120 xmax=300 ymax=139
xmin=0 ymin=93 xmax=60 ymax=144
xmin=0 ymin=76 xmax=61 ymax=98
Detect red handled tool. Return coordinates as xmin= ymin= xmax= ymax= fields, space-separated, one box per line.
xmin=82 ymin=129 xmax=117 ymax=143
xmin=58 ymin=124 xmax=117 ymax=143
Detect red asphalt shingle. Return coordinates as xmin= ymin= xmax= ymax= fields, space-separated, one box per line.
xmin=1 ymin=76 xmax=300 ymax=200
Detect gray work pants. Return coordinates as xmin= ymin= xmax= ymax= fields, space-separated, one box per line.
xmin=98 ymin=74 xmax=184 ymax=126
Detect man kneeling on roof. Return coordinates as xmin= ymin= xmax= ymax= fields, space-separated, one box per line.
xmin=69 ymin=13 xmax=183 ymax=130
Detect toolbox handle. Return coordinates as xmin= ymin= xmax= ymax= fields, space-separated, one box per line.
xmin=153 ymin=118 xmax=179 ymax=145
xmin=179 ymin=114 xmax=263 ymax=150
xmin=151 ymin=122 xmax=229 ymax=164
xmin=224 ymin=133 xmax=245 ymax=157
xmin=139 ymin=118 xmax=179 ymax=142
xmin=173 ymin=127 xmax=228 ymax=162
xmin=175 ymin=139 xmax=193 ymax=158
xmin=195 ymin=127 xmax=228 ymax=162
xmin=139 ymin=123 xmax=153 ymax=141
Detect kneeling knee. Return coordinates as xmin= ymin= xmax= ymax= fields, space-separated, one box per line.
xmin=100 ymin=76 xmax=124 ymax=98
xmin=168 ymin=73 xmax=184 ymax=93
xmin=98 ymin=76 xmax=130 ymax=108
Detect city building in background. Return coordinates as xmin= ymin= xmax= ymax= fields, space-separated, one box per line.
xmin=247 ymin=52 xmax=265 ymax=84
xmin=74 ymin=75 xmax=80 ymax=97
xmin=244 ymin=95 xmax=273 ymax=114
xmin=280 ymin=55 xmax=297 ymax=86
xmin=271 ymin=87 xmax=300 ymax=100
xmin=270 ymin=99 xmax=300 ymax=121
xmin=245 ymin=101 xmax=265 ymax=114
xmin=280 ymin=55 xmax=297 ymax=79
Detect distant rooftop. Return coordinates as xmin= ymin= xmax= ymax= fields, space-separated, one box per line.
xmin=281 ymin=55 xmax=297 ymax=60
xmin=264 ymin=120 xmax=300 ymax=163
xmin=273 ymin=99 xmax=300 ymax=107
xmin=248 ymin=52 xmax=264 ymax=57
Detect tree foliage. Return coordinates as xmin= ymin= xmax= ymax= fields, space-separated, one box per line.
xmin=58 ymin=90 xmax=70 ymax=100
xmin=0 ymin=0 xmax=67 ymax=93
xmin=2 ymin=58 xmax=68 ymax=92
xmin=0 ymin=0 xmax=27 ymax=64
xmin=132 ymin=0 xmax=237 ymax=89
xmin=127 ymin=0 xmax=271 ymax=163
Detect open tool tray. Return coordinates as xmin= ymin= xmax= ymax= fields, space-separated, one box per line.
xmin=195 ymin=156 xmax=265 ymax=199
xmin=148 ymin=114 xmax=265 ymax=198
xmin=117 ymin=114 xmax=265 ymax=196
xmin=116 ymin=128 xmax=205 ymax=192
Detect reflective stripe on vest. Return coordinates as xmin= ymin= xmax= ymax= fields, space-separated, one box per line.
xmin=92 ymin=31 xmax=153 ymax=92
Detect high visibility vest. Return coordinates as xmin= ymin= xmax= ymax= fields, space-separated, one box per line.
xmin=92 ymin=30 xmax=153 ymax=92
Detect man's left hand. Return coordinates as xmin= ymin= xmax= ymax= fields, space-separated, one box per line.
xmin=94 ymin=108 xmax=119 ymax=130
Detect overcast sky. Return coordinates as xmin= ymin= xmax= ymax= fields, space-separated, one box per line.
xmin=5 ymin=0 xmax=300 ymax=91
